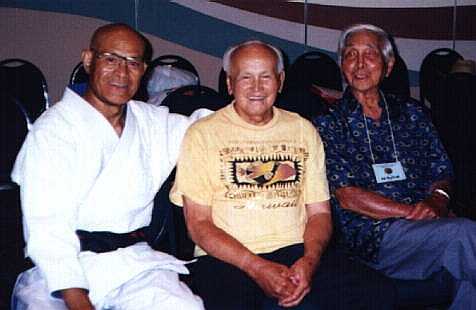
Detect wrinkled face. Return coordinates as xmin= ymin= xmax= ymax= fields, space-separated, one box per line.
xmin=82 ymin=29 xmax=146 ymax=108
xmin=227 ymin=44 xmax=284 ymax=125
xmin=341 ymin=31 xmax=393 ymax=95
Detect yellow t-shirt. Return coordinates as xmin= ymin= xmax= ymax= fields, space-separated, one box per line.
xmin=170 ymin=104 xmax=329 ymax=256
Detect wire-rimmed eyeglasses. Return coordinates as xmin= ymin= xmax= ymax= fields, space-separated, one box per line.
xmin=91 ymin=48 xmax=145 ymax=71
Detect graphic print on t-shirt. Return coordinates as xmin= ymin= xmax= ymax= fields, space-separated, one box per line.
xmin=219 ymin=142 xmax=307 ymax=209
xmin=234 ymin=157 xmax=297 ymax=186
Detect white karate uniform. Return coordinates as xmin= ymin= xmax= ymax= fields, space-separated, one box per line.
xmin=10 ymin=88 xmax=206 ymax=309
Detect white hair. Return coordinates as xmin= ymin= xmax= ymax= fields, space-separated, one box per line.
xmin=338 ymin=24 xmax=395 ymax=69
xmin=222 ymin=40 xmax=284 ymax=74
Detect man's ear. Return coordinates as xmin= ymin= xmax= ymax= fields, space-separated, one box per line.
xmin=226 ymin=75 xmax=233 ymax=96
xmin=278 ymin=71 xmax=285 ymax=93
xmin=81 ymin=49 xmax=94 ymax=74
xmin=385 ymin=57 xmax=395 ymax=78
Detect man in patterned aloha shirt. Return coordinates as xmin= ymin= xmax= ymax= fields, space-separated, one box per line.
xmin=315 ymin=23 xmax=476 ymax=309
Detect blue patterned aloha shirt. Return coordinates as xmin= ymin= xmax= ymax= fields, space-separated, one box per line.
xmin=314 ymin=88 xmax=453 ymax=262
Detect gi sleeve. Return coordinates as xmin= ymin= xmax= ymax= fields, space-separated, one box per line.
xmin=165 ymin=108 xmax=213 ymax=167
xmin=11 ymin=121 xmax=88 ymax=297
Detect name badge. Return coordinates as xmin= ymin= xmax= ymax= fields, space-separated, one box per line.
xmin=372 ymin=161 xmax=406 ymax=183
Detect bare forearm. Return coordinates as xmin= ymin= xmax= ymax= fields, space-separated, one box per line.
xmin=61 ymin=288 xmax=94 ymax=310
xmin=336 ymin=186 xmax=411 ymax=219
xmin=188 ymin=219 xmax=262 ymax=274
xmin=302 ymin=212 xmax=332 ymax=264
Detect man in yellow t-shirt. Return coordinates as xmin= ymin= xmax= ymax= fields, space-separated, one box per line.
xmin=170 ymin=40 xmax=395 ymax=309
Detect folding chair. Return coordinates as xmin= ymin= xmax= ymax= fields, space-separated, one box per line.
xmin=0 ymin=58 xmax=50 ymax=122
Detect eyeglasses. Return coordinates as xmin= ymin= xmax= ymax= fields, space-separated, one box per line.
xmin=91 ymin=48 xmax=145 ymax=71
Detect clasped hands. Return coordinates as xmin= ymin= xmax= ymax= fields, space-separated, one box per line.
xmin=247 ymin=256 xmax=317 ymax=307
xmin=404 ymin=193 xmax=450 ymax=220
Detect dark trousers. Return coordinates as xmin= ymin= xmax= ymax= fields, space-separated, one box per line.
xmin=190 ymin=244 xmax=396 ymax=310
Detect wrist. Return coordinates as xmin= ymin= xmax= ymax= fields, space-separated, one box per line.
xmin=302 ymin=246 xmax=322 ymax=265
xmin=240 ymin=252 xmax=262 ymax=276
xmin=61 ymin=288 xmax=93 ymax=310
xmin=302 ymin=254 xmax=319 ymax=272
xmin=401 ymin=204 xmax=414 ymax=217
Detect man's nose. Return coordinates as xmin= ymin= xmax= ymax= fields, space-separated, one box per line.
xmin=252 ymin=78 xmax=263 ymax=91
xmin=115 ymin=60 xmax=129 ymax=75
xmin=357 ymin=54 xmax=365 ymax=68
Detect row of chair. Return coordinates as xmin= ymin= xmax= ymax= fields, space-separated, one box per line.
xmin=0 ymin=47 xmax=467 ymax=128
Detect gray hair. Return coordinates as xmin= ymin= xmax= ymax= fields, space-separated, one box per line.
xmin=337 ymin=24 xmax=395 ymax=68
xmin=223 ymin=40 xmax=284 ymax=74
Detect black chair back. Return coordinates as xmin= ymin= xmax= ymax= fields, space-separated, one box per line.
xmin=69 ymin=62 xmax=89 ymax=86
xmin=285 ymin=51 xmax=342 ymax=92
xmin=419 ymin=48 xmax=463 ymax=105
xmin=0 ymin=93 xmax=30 ymax=301
xmin=279 ymin=51 xmax=340 ymax=120
xmin=0 ymin=59 xmax=49 ymax=122
xmin=218 ymin=68 xmax=233 ymax=105
xmin=150 ymin=55 xmax=199 ymax=82
xmin=431 ymin=72 xmax=476 ymax=213
xmin=381 ymin=54 xmax=410 ymax=99
xmin=134 ymin=54 xmax=200 ymax=102
xmin=276 ymin=89 xmax=327 ymax=121
xmin=0 ymin=91 xmax=30 ymax=185
xmin=161 ymin=85 xmax=226 ymax=116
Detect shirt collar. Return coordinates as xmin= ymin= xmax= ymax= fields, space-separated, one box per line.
xmin=340 ymin=87 xmax=401 ymax=119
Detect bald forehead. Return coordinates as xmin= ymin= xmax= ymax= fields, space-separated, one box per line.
xmin=229 ymin=44 xmax=278 ymax=73
xmin=90 ymin=24 xmax=145 ymax=54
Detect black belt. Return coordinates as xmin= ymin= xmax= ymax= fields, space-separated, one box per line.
xmin=76 ymin=227 xmax=148 ymax=253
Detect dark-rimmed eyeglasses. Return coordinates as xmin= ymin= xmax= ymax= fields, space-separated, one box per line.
xmin=91 ymin=48 xmax=145 ymax=71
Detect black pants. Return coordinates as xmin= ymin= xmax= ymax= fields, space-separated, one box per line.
xmin=190 ymin=244 xmax=396 ymax=310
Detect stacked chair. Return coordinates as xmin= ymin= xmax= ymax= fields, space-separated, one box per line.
xmin=419 ymin=48 xmax=463 ymax=107
xmin=0 ymin=58 xmax=49 ymax=306
xmin=279 ymin=51 xmax=343 ymax=121
xmin=218 ymin=68 xmax=233 ymax=105
xmin=0 ymin=59 xmax=49 ymax=122
xmin=138 ymin=54 xmax=201 ymax=102
xmin=69 ymin=61 xmax=89 ymax=86
xmin=161 ymin=85 xmax=226 ymax=116
xmin=419 ymin=48 xmax=476 ymax=217
xmin=150 ymin=54 xmax=200 ymax=83
xmin=0 ymin=91 xmax=33 ymax=307
xmin=381 ymin=54 xmax=411 ymax=100
xmin=432 ymin=66 xmax=476 ymax=217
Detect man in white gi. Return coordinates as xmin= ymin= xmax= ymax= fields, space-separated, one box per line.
xmin=170 ymin=40 xmax=395 ymax=309
xmin=11 ymin=23 xmax=204 ymax=310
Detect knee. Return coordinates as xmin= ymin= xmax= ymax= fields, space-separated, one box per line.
xmin=457 ymin=218 xmax=476 ymax=233
xmin=161 ymin=284 xmax=204 ymax=310
xmin=132 ymin=288 xmax=204 ymax=310
xmin=435 ymin=218 xmax=475 ymax=239
xmin=441 ymin=218 xmax=476 ymax=262
xmin=450 ymin=218 xmax=476 ymax=242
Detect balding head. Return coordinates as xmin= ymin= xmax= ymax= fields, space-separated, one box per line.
xmin=223 ymin=40 xmax=284 ymax=75
xmin=89 ymin=23 xmax=152 ymax=63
